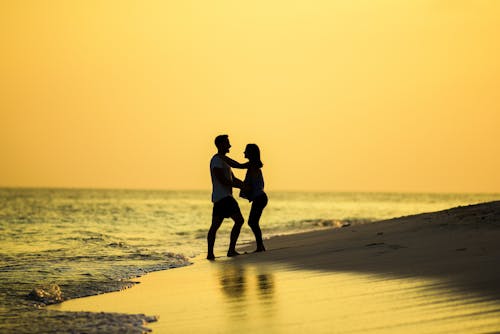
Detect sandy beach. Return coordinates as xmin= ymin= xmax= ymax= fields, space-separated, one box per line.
xmin=50 ymin=201 xmax=500 ymax=333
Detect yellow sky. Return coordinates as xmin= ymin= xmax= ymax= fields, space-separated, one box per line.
xmin=1 ymin=1 xmax=499 ymax=192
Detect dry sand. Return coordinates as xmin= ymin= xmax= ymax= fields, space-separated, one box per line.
xmin=50 ymin=201 xmax=500 ymax=333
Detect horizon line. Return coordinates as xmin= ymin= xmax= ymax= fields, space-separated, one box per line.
xmin=0 ymin=185 xmax=499 ymax=196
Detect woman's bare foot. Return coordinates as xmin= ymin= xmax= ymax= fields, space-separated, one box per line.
xmin=255 ymin=244 xmax=266 ymax=252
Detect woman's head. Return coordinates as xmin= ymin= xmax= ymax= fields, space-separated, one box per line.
xmin=244 ymin=144 xmax=263 ymax=168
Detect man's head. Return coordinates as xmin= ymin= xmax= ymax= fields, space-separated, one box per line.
xmin=214 ymin=134 xmax=231 ymax=154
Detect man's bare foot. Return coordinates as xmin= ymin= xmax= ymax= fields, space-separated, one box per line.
xmin=227 ymin=250 xmax=241 ymax=257
xmin=207 ymin=254 xmax=215 ymax=260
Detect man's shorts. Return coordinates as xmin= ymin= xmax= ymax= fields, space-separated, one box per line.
xmin=212 ymin=196 xmax=241 ymax=218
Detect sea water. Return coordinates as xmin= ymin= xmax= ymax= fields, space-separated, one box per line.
xmin=0 ymin=188 xmax=498 ymax=330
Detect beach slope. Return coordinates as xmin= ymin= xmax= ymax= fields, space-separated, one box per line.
xmin=51 ymin=201 xmax=500 ymax=333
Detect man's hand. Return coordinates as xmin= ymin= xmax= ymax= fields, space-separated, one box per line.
xmin=232 ymin=175 xmax=245 ymax=189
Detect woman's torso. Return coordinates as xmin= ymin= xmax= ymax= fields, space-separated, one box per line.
xmin=244 ymin=167 xmax=265 ymax=201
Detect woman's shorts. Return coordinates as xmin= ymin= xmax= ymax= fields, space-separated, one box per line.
xmin=251 ymin=193 xmax=268 ymax=209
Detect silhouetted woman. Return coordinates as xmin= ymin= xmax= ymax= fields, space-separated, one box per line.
xmin=223 ymin=144 xmax=267 ymax=252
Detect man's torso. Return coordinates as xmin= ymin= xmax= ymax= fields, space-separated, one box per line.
xmin=210 ymin=154 xmax=233 ymax=203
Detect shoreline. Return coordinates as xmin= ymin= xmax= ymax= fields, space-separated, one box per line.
xmin=50 ymin=201 xmax=500 ymax=333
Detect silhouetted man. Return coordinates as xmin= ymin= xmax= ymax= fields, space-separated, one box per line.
xmin=207 ymin=134 xmax=245 ymax=260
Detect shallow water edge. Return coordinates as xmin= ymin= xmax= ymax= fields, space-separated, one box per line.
xmin=1 ymin=256 xmax=192 ymax=333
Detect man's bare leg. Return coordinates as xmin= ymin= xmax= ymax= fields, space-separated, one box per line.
xmin=207 ymin=216 xmax=223 ymax=260
xmin=227 ymin=211 xmax=244 ymax=257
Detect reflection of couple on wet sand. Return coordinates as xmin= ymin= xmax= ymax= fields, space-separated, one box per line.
xmin=207 ymin=134 xmax=268 ymax=260
xmin=219 ymin=265 xmax=275 ymax=304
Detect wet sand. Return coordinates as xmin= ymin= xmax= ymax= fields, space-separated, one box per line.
xmin=50 ymin=201 xmax=500 ymax=333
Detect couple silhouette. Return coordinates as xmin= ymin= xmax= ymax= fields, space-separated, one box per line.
xmin=207 ymin=134 xmax=268 ymax=260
